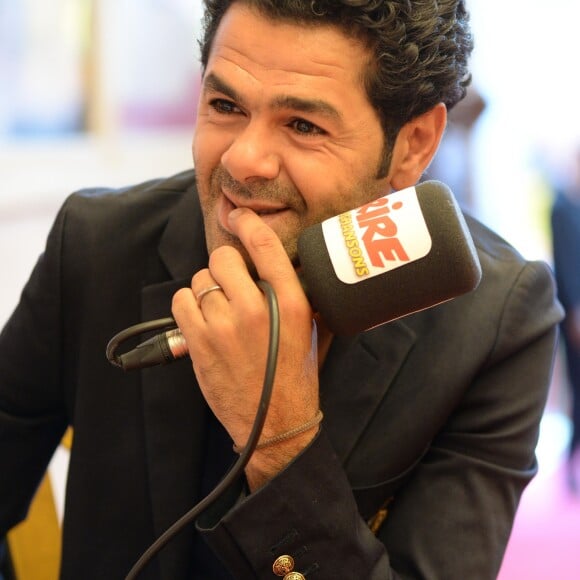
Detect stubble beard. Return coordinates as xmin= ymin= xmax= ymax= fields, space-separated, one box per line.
xmin=196 ymin=165 xmax=389 ymax=274
xmin=197 ymin=165 xmax=305 ymax=272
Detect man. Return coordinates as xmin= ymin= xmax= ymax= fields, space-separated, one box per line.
xmin=0 ymin=1 xmax=562 ymax=578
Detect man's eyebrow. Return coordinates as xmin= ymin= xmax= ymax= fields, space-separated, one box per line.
xmin=203 ymin=73 xmax=242 ymax=104
xmin=203 ymin=72 xmax=341 ymax=121
xmin=270 ymin=95 xmax=342 ymax=121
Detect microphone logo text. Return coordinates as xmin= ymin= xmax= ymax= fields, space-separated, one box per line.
xmin=355 ymin=198 xmax=410 ymax=267
xmin=322 ymin=185 xmax=432 ymax=285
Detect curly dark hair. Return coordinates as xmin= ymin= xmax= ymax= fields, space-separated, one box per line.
xmin=200 ymin=0 xmax=473 ymax=171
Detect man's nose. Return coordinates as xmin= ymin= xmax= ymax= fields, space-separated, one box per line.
xmin=221 ymin=121 xmax=281 ymax=183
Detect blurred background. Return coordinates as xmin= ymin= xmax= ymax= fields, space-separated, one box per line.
xmin=1 ymin=0 xmax=579 ymax=578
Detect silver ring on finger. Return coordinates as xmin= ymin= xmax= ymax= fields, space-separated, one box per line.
xmin=195 ymin=284 xmax=223 ymax=308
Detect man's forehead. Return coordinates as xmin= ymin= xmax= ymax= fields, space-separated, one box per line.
xmin=206 ymin=2 xmax=368 ymax=79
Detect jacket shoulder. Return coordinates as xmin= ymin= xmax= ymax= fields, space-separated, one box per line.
xmin=465 ymin=213 xmax=527 ymax=265
xmin=64 ymin=168 xmax=196 ymax=217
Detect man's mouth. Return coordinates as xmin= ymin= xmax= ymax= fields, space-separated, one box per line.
xmin=222 ymin=189 xmax=289 ymax=215
xmin=254 ymin=207 xmax=285 ymax=215
xmin=217 ymin=189 xmax=291 ymax=234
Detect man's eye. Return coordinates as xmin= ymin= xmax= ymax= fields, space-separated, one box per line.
xmin=290 ymin=118 xmax=325 ymax=136
xmin=210 ymin=99 xmax=239 ymax=114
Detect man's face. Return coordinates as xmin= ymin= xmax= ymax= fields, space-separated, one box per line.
xmin=193 ymin=3 xmax=391 ymax=265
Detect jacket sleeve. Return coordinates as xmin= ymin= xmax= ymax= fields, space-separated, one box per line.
xmin=197 ymin=259 xmax=562 ymax=580
xmin=379 ymin=261 xmax=562 ymax=578
xmin=0 ymin=202 xmax=70 ymax=533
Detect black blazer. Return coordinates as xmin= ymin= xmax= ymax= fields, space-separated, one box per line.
xmin=0 ymin=170 xmax=563 ymax=579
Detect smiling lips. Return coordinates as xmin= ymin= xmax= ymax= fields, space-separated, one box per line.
xmin=217 ymin=188 xmax=291 ymax=234
xmin=222 ymin=188 xmax=289 ymax=216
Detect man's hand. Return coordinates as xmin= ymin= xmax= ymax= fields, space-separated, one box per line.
xmin=172 ymin=208 xmax=320 ymax=490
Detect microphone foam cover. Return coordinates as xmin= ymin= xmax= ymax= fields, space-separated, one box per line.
xmin=297 ymin=181 xmax=482 ymax=335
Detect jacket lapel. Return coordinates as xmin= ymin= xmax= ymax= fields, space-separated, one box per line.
xmin=320 ymin=322 xmax=417 ymax=521
xmin=320 ymin=322 xmax=417 ymax=465
xmin=139 ymin=184 xmax=210 ymax=578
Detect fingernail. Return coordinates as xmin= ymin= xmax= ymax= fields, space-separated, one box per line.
xmin=227 ymin=208 xmax=243 ymax=228
xmin=228 ymin=207 xmax=253 ymax=225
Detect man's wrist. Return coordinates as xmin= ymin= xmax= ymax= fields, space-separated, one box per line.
xmin=233 ymin=410 xmax=323 ymax=454
xmin=244 ymin=427 xmax=319 ymax=491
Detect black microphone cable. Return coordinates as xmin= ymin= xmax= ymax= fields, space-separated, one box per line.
xmin=107 ymin=280 xmax=280 ymax=580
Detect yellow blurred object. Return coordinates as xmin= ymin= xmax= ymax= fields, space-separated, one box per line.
xmin=61 ymin=428 xmax=73 ymax=451
xmin=6 ymin=427 xmax=72 ymax=579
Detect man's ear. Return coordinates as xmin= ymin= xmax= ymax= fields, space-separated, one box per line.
xmin=388 ymin=103 xmax=447 ymax=191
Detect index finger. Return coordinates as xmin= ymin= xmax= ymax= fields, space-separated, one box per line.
xmin=227 ymin=207 xmax=305 ymax=299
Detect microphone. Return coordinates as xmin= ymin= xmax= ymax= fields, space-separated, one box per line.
xmin=112 ymin=180 xmax=481 ymax=370
xmin=299 ymin=179 xmax=481 ymax=334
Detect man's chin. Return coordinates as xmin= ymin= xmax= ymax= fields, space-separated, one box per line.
xmin=206 ymin=223 xmax=300 ymax=275
xmin=207 ymin=235 xmax=258 ymax=277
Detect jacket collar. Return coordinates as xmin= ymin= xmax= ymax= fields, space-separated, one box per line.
xmin=158 ymin=177 xmax=209 ymax=281
xmin=140 ymin=182 xmax=210 ymax=576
